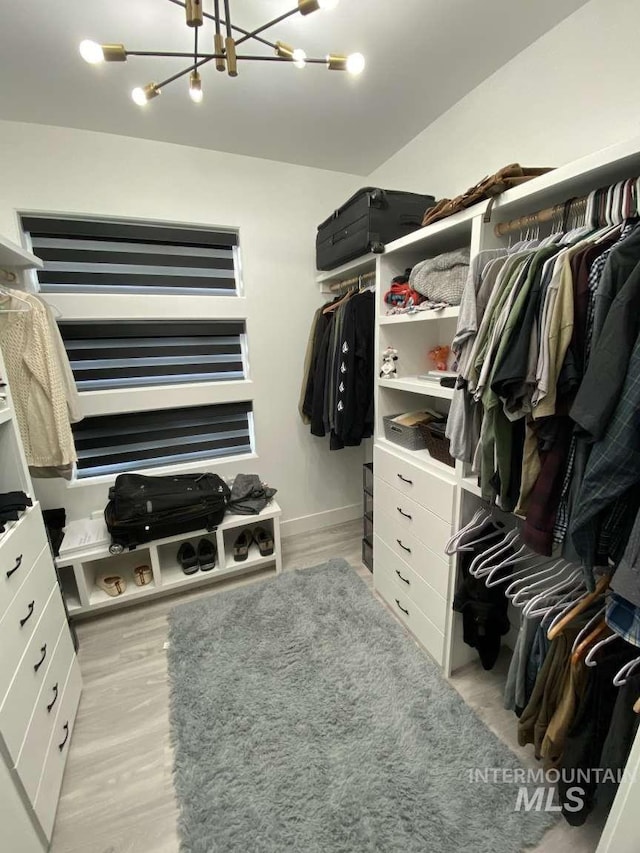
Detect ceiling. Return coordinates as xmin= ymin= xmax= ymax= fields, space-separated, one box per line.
xmin=0 ymin=0 xmax=589 ymax=174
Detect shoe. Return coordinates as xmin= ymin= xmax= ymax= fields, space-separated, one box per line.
xmin=97 ymin=574 xmax=126 ymax=597
xmin=233 ymin=529 xmax=253 ymax=562
xmin=177 ymin=542 xmax=198 ymax=575
xmin=253 ymin=526 xmax=274 ymax=557
xmin=133 ymin=564 xmax=153 ymax=587
xmin=197 ymin=538 xmax=217 ymax=572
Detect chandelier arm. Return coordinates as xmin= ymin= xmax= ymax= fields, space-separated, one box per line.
xmin=126 ymin=51 xmax=220 ymax=58
xmin=166 ymin=0 xmax=277 ymax=50
xmin=234 ymin=8 xmax=299 ymax=47
xmin=194 ymin=25 xmax=199 ymax=68
xmin=213 ymin=0 xmax=221 ymax=35
xmin=157 ymin=54 xmax=218 ymax=90
xmin=222 ymin=0 xmax=232 ymax=39
xmin=237 ymin=55 xmax=328 ymax=63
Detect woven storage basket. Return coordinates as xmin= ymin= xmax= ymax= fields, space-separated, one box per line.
xmin=383 ymin=414 xmax=429 ymax=451
xmin=417 ymin=421 xmax=454 ymax=467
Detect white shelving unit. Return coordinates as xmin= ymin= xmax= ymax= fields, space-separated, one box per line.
xmin=359 ymin=136 xmax=640 ymax=853
xmin=56 ymin=501 xmax=282 ymax=618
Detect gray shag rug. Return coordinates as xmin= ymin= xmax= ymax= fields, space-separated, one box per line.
xmin=168 ymin=559 xmax=556 ymax=853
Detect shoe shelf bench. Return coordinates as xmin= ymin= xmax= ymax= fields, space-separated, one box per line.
xmin=55 ymin=501 xmax=282 ymax=618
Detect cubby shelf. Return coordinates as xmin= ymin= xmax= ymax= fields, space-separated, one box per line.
xmin=379 ymin=307 xmax=459 ymax=325
xmin=0 ymin=407 xmax=12 ymax=426
xmin=378 ymin=377 xmax=455 ymax=400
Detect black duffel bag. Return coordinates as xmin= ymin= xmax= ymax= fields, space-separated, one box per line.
xmin=105 ymin=472 xmax=230 ymax=553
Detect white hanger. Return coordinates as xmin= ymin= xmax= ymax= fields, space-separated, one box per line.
xmin=570 ymin=605 xmax=606 ymax=654
xmin=501 ymin=558 xmax=559 ymax=598
xmin=468 ymin=528 xmax=518 ymax=577
xmin=483 ymin=544 xmax=534 ymax=587
xmin=585 ymin=634 xmax=618 ymax=668
xmin=509 ymin=559 xmax=567 ymax=606
xmin=613 ymin=655 xmax=640 ymax=687
xmin=522 ymin=568 xmax=583 ymax=618
xmin=0 ymin=286 xmax=32 ymax=314
xmin=445 ymin=509 xmax=485 ymax=554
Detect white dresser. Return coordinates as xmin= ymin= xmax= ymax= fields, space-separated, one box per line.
xmin=0 ymin=234 xmax=82 ymax=850
xmin=373 ymin=442 xmax=455 ymax=667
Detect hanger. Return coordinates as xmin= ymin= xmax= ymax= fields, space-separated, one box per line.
xmin=547 ymin=574 xmax=610 ymax=640
xmin=468 ymin=528 xmax=518 ymax=577
xmin=483 ymin=543 xmax=534 ymax=587
xmin=572 ymin=621 xmax=612 ymax=667
xmin=583 ymin=632 xmax=618 ymax=668
xmin=444 ymin=509 xmax=490 ymax=555
xmin=322 ymin=286 xmax=355 ymax=315
xmin=504 ymin=558 xmax=565 ymax=601
xmin=522 ymin=567 xmax=583 ymax=618
xmin=0 ymin=286 xmax=32 ymax=314
xmin=613 ymin=655 xmax=640 ymax=687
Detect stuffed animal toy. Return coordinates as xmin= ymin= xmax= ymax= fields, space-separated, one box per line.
xmin=428 ymin=345 xmax=450 ymax=372
xmin=380 ymin=346 xmax=399 ymax=378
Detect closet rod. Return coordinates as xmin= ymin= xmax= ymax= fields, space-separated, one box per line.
xmin=328 ymin=271 xmax=376 ymax=293
xmin=494 ymin=199 xmax=586 ymax=237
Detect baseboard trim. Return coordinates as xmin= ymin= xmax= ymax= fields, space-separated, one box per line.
xmin=281 ymin=504 xmax=361 ymax=538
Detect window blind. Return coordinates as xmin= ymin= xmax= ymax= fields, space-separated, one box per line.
xmin=73 ymin=402 xmax=253 ymax=478
xmin=21 ymin=216 xmax=239 ymax=295
xmin=58 ymin=320 xmax=245 ymax=391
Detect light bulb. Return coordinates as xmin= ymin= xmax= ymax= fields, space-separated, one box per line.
xmin=189 ymin=72 xmax=203 ymax=103
xmin=318 ymin=0 xmax=339 ymax=9
xmin=292 ymin=49 xmax=307 ymax=69
xmin=131 ymin=87 xmax=148 ymax=106
xmin=346 ymin=52 xmax=365 ymax=75
xmin=79 ymin=40 xmax=104 ymax=64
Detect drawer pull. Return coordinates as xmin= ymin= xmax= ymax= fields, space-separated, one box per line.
xmin=395 ymin=569 xmax=410 ymax=585
xmin=47 ymin=683 xmax=59 ymax=713
xmin=34 ymin=644 xmax=47 ymax=673
xmin=6 ymin=554 xmax=22 ymax=579
xmin=397 ymin=474 xmax=413 ymax=485
xmin=395 ymin=599 xmax=409 ymax=616
xmin=19 ymin=600 xmax=35 ymax=628
xmin=397 ymin=507 xmax=412 ymax=520
xmin=58 ymin=722 xmax=70 ymax=752
xmin=397 ymin=539 xmax=412 ymax=554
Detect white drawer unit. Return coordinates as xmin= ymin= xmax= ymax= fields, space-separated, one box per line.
xmin=0 ymin=548 xmax=56 ymax=703
xmin=16 ymin=622 xmax=76 ymax=804
xmin=374 ymin=444 xmax=455 ymax=522
xmin=0 ymin=505 xmax=48 ymax=615
xmin=374 ymin=540 xmax=445 ymax=666
xmin=374 ymin=481 xmax=451 ymax=595
xmin=33 ymin=657 xmax=82 ymax=841
xmin=0 ymin=585 xmax=67 ymax=764
xmin=374 ymin=536 xmax=447 ymax=633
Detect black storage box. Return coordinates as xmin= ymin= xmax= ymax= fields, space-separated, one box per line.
xmin=316 ymin=187 xmax=435 ymax=271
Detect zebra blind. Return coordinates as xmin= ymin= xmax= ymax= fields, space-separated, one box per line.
xmin=73 ymin=402 xmax=252 ymax=478
xmin=21 ymin=216 xmax=239 ymax=295
xmin=58 ymin=320 xmax=245 ymax=391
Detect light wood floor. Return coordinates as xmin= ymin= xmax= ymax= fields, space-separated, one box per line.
xmin=50 ymin=520 xmax=604 ymax=853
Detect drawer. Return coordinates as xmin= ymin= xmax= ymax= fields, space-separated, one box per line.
xmin=374 ymin=445 xmax=454 ymax=521
xmin=374 ymin=506 xmax=451 ymax=599
xmin=0 ymin=585 xmax=67 ymax=764
xmin=0 ymin=504 xmax=48 ymax=615
xmin=0 ymin=548 xmax=56 ymax=701
xmin=34 ymin=657 xmax=82 ymax=841
xmin=374 ymin=536 xmax=447 ymax=632
xmin=374 ymin=476 xmax=451 ymax=557
xmin=16 ymin=621 xmax=75 ymax=804
xmin=374 ymin=549 xmax=445 ymax=666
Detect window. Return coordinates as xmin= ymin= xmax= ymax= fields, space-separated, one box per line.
xmin=21 ymin=214 xmax=252 ymax=480
xmin=58 ymin=320 xmax=246 ymax=391
xmin=73 ymin=402 xmax=253 ymax=478
xmin=21 ymin=216 xmax=239 ymax=295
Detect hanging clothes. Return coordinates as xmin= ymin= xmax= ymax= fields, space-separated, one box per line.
xmin=0 ymin=291 xmax=81 ymax=479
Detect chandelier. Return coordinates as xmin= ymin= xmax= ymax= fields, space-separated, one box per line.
xmin=79 ymin=0 xmax=365 ymax=105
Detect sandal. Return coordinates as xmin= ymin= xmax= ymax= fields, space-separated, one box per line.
xmin=197 ymin=538 xmax=217 ymax=572
xmin=253 ymin=526 xmax=274 ymax=557
xmin=133 ymin=564 xmax=153 ymax=587
xmin=97 ymin=574 xmax=126 ymax=597
xmin=177 ymin=542 xmax=198 ymax=575
xmin=233 ymin=529 xmax=253 ymax=562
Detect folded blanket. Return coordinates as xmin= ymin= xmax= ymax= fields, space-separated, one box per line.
xmin=228 ymin=474 xmax=277 ymax=515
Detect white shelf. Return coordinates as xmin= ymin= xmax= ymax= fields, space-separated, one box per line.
xmin=379 ymin=377 xmax=455 ymax=400
xmin=220 ymin=501 xmax=281 ymax=530
xmin=0 ymin=235 xmax=43 ymax=270
xmin=379 ymin=307 xmax=459 ymax=325
xmin=224 ymin=541 xmax=275 ymax=572
xmin=160 ymin=558 xmax=273 ymax=591
xmin=88 ymin=577 xmax=157 ymax=608
xmin=316 ymin=254 xmax=378 ymax=286
xmin=460 ymin=476 xmax=482 ymax=498
xmin=383 ymin=206 xmax=480 ymax=256
xmin=0 ymin=407 xmax=12 ymax=426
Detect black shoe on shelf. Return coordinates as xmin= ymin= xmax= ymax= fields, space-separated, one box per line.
xmin=197 ymin=538 xmax=217 ymax=572
xmin=233 ymin=529 xmax=253 ymax=562
xmin=253 ymin=526 xmax=274 ymax=557
xmin=177 ymin=542 xmax=198 ymax=575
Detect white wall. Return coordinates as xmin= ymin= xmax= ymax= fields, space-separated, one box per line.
xmin=368 ymin=0 xmax=640 ymax=198
xmin=0 ymin=120 xmax=363 ymax=531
